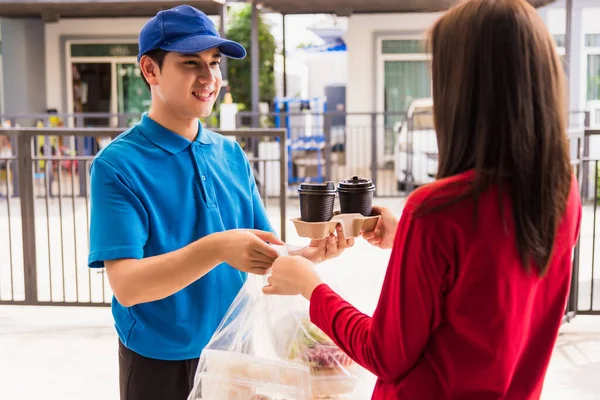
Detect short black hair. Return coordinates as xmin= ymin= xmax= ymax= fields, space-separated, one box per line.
xmin=140 ymin=49 xmax=169 ymax=91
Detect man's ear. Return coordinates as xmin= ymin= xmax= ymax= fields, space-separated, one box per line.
xmin=139 ymin=55 xmax=160 ymax=86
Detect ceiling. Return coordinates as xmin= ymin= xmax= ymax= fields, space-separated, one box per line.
xmin=0 ymin=0 xmax=225 ymax=20
xmin=0 ymin=0 xmax=559 ymax=20
xmin=255 ymin=0 xmax=557 ymax=15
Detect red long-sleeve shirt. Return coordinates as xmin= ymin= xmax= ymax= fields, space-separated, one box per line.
xmin=310 ymin=170 xmax=581 ymax=399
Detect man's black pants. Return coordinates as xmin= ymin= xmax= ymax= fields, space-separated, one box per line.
xmin=119 ymin=340 xmax=200 ymax=400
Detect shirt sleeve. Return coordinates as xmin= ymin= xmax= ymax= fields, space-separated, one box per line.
xmin=88 ymin=158 xmax=149 ymax=268
xmin=309 ymin=206 xmax=449 ymax=384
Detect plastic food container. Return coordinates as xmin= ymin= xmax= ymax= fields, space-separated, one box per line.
xmin=196 ymin=349 xmax=312 ymax=400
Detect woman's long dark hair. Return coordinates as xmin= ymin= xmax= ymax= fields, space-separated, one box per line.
xmin=427 ymin=0 xmax=572 ymax=276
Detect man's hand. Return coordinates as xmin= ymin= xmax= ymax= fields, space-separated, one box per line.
xmin=291 ymin=224 xmax=354 ymax=264
xmin=103 ymin=229 xmax=283 ymax=307
xmin=361 ymin=206 xmax=399 ymax=249
xmin=216 ymin=229 xmax=284 ymax=275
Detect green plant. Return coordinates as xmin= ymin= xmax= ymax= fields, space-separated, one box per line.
xmin=226 ymin=5 xmax=276 ymax=110
xmin=596 ymin=163 xmax=600 ymax=200
xmin=588 ymin=75 xmax=600 ymax=101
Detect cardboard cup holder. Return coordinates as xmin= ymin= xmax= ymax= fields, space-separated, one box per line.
xmin=292 ymin=211 xmax=380 ymax=240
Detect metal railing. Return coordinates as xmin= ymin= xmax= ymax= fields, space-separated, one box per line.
xmin=0 ymin=127 xmax=286 ymax=306
xmin=1 ymin=112 xmax=220 ymax=130
xmin=566 ymin=127 xmax=600 ymax=320
xmin=3 ymin=109 xmax=595 ymax=199
xmin=237 ymin=110 xmax=407 ymax=197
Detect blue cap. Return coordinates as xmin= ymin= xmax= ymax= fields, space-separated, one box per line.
xmin=137 ymin=5 xmax=246 ymax=62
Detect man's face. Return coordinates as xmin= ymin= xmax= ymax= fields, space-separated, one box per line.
xmin=149 ymin=48 xmax=222 ymax=119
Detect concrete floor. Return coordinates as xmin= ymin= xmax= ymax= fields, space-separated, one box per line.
xmin=1 ymin=199 xmax=599 ymax=399
xmin=546 ymin=317 xmax=600 ymax=400
xmin=1 ymin=305 xmax=599 ymax=399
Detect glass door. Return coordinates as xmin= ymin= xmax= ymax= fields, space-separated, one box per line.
xmin=68 ymin=42 xmax=143 ymax=127
xmin=383 ymin=60 xmax=431 ymax=155
xmin=116 ymin=63 xmax=151 ymax=127
xmin=384 ymin=60 xmax=431 ymax=125
xmin=72 ymin=62 xmax=112 ymax=127
xmin=588 ymin=54 xmax=600 ymax=103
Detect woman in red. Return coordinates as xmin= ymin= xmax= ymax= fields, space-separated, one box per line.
xmin=264 ymin=0 xmax=582 ymax=398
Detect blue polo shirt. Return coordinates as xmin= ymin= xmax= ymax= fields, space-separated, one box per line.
xmin=88 ymin=113 xmax=275 ymax=360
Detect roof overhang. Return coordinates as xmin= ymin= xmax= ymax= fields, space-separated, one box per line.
xmin=255 ymin=0 xmax=557 ymax=16
xmin=0 ymin=0 xmax=224 ymax=21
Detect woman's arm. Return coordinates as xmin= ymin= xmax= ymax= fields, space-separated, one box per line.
xmin=309 ymin=209 xmax=450 ymax=383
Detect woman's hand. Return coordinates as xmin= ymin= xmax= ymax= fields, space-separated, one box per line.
xmin=361 ymin=206 xmax=399 ymax=249
xmin=262 ymin=256 xmax=323 ymax=300
xmin=291 ymin=224 xmax=354 ymax=264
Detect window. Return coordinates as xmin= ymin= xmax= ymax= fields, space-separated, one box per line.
xmin=553 ymin=34 xmax=566 ymax=48
xmin=68 ymin=42 xmax=149 ymax=128
xmin=586 ymin=34 xmax=600 ymax=47
xmin=70 ymin=44 xmax=139 ymax=58
xmin=380 ymin=39 xmax=431 ymax=156
xmin=588 ymin=54 xmax=600 ymax=101
xmin=382 ymin=40 xmax=425 ymax=54
xmin=384 ymin=61 xmax=431 ymax=121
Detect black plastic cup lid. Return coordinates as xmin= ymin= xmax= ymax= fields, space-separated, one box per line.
xmin=298 ymin=181 xmax=337 ymax=195
xmin=337 ymin=176 xmax=375 ymax=192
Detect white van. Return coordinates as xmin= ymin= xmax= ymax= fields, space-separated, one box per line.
xmin=394 ymin=98 xmax=437 ymax=190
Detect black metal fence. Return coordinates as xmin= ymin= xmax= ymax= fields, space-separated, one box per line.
xmin=2 ymin=111 xmax=600 ymax=318
xmin=236 ymin=109 xmax=594 ymax=198
xmin=2 ymin=109 xmax=594 ymax=198
xmin=0 ymin=127 xmax=286 ymax=306
xmin=566 ymin=127 xmax=600 ymax=320
xmin=236 ymin=111 xmax=411 ymax=197
xmin=0 ymin=112 xmax=220 ymax=131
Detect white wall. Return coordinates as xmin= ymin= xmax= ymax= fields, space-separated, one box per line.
xmin=582 ymin=8 xmax=600 ymax=34
xmin=0 ymin=26 xmax=3 ymax=115
xmin=344 ymin=13 xmax=441 ymax=169
xmin=1 ymin=19 xmax=47 ymax=119
xmin=542 ymin=3 xmax=600 ymax=114
xmin=344 ymin=5 xmax=600 ymax=171
xmin=44 ymin=16 xmax=221 ymax=113
xmin=541 ymin=0 xmax=600 ymax=32
xmin=0 ymin=55 xmax=4 ymax=115
xmin=274 ymin=53 xmax=309 ymax=99
xmin=274 ymin=50 xmax=346 ymax=100
xmin=345 ymin=13 xmax=440 ymax=114
xmin=344 ymin=4 xmax=600 ymax=115
xmin=304 ymin=52 xmax=347 ymax=98
xmin=44 ymin=18 xmax=146 ymax=113
xmin=540 ymin=2 xmax=600 ymax=199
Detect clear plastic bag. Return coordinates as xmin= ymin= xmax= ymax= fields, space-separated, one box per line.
xmin=287 ymin=315 xmax=364 ymax=399
xmin=188 ymin=246 xmax=363 ymax=400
